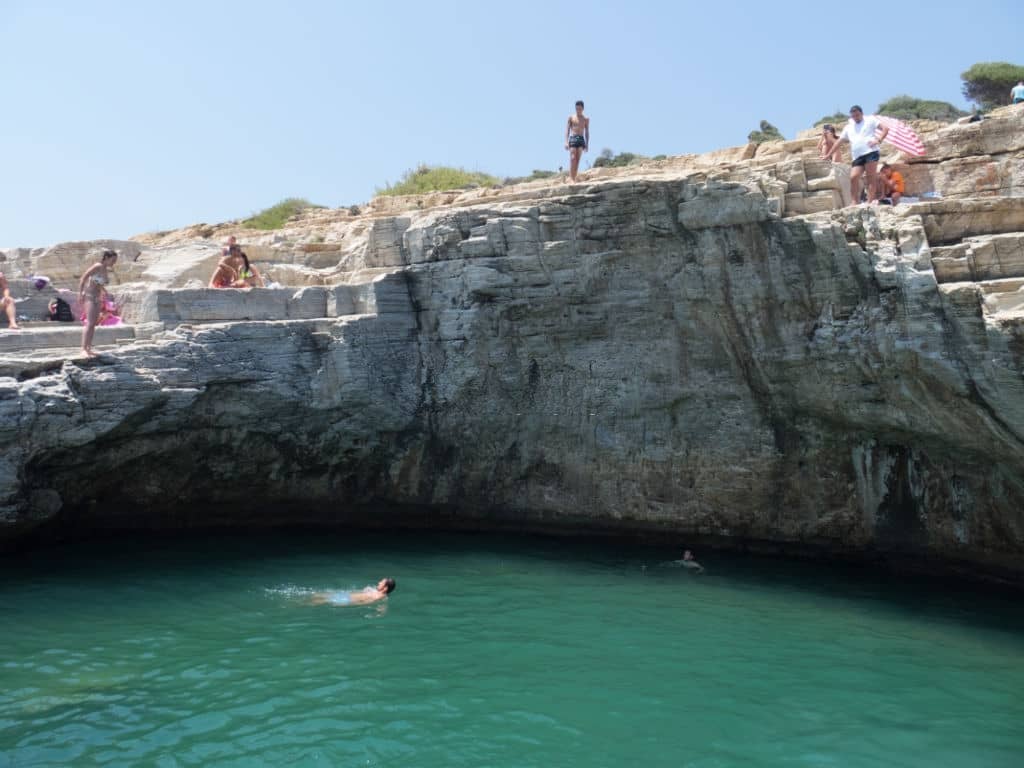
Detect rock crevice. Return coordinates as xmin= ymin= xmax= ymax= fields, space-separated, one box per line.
xmin=2 ymin=109 xmax=1024 ymax=582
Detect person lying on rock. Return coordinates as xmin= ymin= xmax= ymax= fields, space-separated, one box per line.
xmin=0 ymin=272 xmax=20 ymax=329
xmin=308 ymin=578 xmax=396 ymax=606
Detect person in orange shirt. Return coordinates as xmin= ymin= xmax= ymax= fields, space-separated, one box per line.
xmin=880 ymin=164 xmax=905 ymax=205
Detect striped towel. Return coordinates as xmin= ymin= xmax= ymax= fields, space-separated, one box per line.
xmin=876 ymin=116 xmax=926 ymax=157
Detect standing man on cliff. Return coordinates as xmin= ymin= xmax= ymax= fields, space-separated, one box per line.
xmin=565 ymin=100 xmax=590 ymax=183
xmin=826 ymin=105 xmax=888 ymax=205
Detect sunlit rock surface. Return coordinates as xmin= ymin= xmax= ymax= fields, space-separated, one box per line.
xmin=1 ymin=108 xmax=1024 ymax=583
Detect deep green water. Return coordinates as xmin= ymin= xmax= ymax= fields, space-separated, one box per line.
xmin=1 ymin=532 xmax=1022 ymax=767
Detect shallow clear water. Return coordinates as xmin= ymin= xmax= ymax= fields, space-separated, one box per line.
xmin=1 ymin=532 xmax=1022 ymax=767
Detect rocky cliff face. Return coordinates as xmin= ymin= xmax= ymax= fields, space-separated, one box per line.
xmin=2 ymin=109 xmax=1024 ymax=583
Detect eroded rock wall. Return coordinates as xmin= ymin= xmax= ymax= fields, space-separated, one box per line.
xmin=2 ymin=176 xmax=1023 ymax=582
xmin=3 ymin=109 xmax=1024 ymax=581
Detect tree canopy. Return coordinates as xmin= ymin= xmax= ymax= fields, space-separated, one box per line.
xmin=961 ymin=62 xmax=1024 ymax=110
xmin=876 ymin=95 xmax=966 ymax=121
xmin=747 ymin=120 xmax=785 ymax=144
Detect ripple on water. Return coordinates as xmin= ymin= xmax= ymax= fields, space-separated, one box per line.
xmin=0 ymin=533 xmax=1022 ymax=767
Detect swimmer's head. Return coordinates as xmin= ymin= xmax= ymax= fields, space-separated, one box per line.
xmin=378 ymin=578 xmax=396 ymax=594
xmin=683 ymin=550 xmax=694 ymax=561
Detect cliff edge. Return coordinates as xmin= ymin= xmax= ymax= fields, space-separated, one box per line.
xmin=2 ymin=109 xmax=1023 ymax=583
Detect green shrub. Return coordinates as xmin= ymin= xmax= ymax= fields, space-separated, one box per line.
xmin=243 ymin=198 xmax=323 ymax=230
xmin=815 ymin=111 xmax=849 ymax=127
xmin=503 ymin=169 xmax=558 ymax=185
xmin=592 ymin=149 xmax=648 ymax=168
xmin=876 ymin=95 xmax=966 ymax=121
xmin=961 ymin=62 xmax=1024 ymax=109
xmin=747 ymin=120 xmax=784 ymax=144
xmin=377 ymin=165 xmax=500 ymax=196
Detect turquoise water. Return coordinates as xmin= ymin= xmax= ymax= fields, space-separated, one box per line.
xmin=1 ymin=532 xmax=1022 ymax=767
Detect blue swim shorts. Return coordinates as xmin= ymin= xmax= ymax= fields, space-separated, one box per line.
xmin=852 ymin=150 xmax=880 ymax=167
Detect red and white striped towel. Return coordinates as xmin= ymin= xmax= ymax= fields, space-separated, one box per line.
xmin=876 ymin=116 xmax=926 ymax=157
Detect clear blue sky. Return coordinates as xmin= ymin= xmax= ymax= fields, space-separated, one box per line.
xmin=2 ymin=0 xmax=1018 ymax=246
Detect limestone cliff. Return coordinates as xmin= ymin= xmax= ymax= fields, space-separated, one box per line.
xmin=2 ymin=108 xmax=1024 ymax=583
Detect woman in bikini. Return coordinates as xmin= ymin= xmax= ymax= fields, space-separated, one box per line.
xmin=0 ymin=272 xmax=20 ymax=329
xmin=210 ymin=245 xmax=264 ymax=288
xmin=78 ymin=249 xmax=118 ymax=357
xmin=233 ymin=250 xmax=265 ymax=288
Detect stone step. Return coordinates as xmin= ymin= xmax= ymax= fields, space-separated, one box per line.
xmin=0 ymin=324 xmax=137 ymax=353
xmin=930 ymin=232 xmax=1024 ymax=284
xmin=983 ymin=286 xmax=1024 ymax=317
xmin=979 ymin=277 xmax=1024 ymax=295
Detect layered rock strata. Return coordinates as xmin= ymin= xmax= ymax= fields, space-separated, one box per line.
xmin=1 ymin=109 xmax=1023 ymax=583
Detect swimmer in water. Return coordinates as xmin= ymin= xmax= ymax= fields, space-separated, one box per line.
xmin=308 ymin=578 xmax=396 ymax=606
xmin=675 ymin=550 xmax=704 ymax=573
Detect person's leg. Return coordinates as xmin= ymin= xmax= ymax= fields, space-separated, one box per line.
xmin=849 ymin=165 xmax=863 ymax=205
xmin=3 ymin=297 xmax=18 ymax=329
xmin=81 ymin=297 xmax=99 ymax=356
xmin=569 ymin=147 xmax=581 ymax=182
xmin=864 ymin=161 xmax=880 ymax=202
xmin=891 ymin=191 xmax=902 ymax=205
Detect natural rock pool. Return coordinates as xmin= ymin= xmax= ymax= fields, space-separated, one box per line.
xmin=2 ymin=532 xmax=1022 ymax=766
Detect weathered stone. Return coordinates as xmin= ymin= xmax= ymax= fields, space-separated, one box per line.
xmin=2 ymin=114 xmax=1024 ymax=587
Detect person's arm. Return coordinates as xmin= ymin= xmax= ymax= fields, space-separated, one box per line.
xmin=565 ymin=117 xmax=571 ymax=149
xmin=871 ymin=119 xmax=889 ymax=148
xmin=210 ymin=264 xmax=232 ymax=287
xmin=584 ymin=117 xmax=589 ymax=151
xmin=825 ymin=136 xmax=848 ymax=161
xmin=252 ymin=266 xmax=265 ymax=288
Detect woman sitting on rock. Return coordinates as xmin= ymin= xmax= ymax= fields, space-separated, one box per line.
xmin=78 ymin=249 xmax=117 ymax=357
xmin=96 ymin=288 xmax=123 ymax=326
xmin=234 ymin=250 xmax=265 ymax=288
xmin=210 ymin=244 xmax=264 ymax=288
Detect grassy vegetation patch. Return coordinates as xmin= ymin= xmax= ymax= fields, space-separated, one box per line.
xmin=243 ymin=198 xmax=324 ymax=230
xmin=592 ymin=149 xmax=648 ymax=168
xmin=377 ymin=165 xmax=500 ymax=196
xmin=503 ymin=169 xmax=558 ymax=185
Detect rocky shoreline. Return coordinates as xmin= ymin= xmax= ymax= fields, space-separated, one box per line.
xmin=2 ymin=109 xmax=1023 ymax=585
